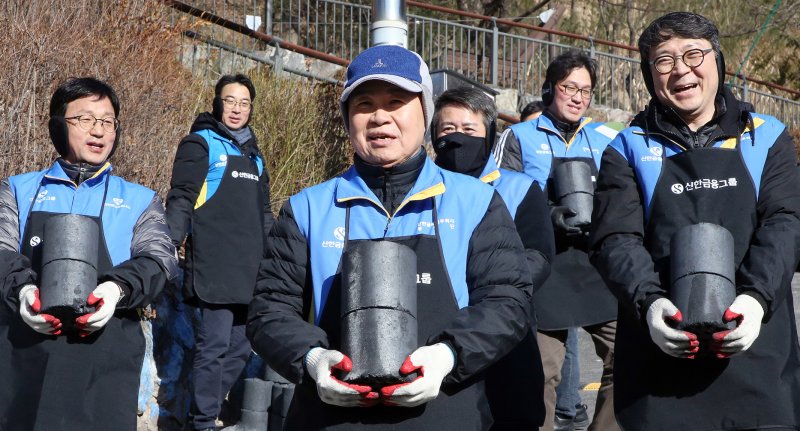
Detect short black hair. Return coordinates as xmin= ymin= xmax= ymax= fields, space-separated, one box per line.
xmin=545 ymin=50 xmax=598 ymax=91
xmin=638 ymin=12 xmax=721 ymax=63
xmin=215 ymin=74 xmax=256 ymax=100
xmin=49 ymin=77 xmax=120 ymax=118
xmin=431 ymin=86 xmax=496 ymax=139
xmin=520 ymin=100 xmax=546 ymax=121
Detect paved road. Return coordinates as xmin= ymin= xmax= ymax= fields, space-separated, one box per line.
xmin=573 ymin=272 xmax=800 ymax=425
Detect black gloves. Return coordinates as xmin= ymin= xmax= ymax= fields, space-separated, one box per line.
xmin=550 ymin=205 xmax=583 ymax=236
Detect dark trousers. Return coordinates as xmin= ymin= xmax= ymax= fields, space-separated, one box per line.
xmin=537 ymin=320 xmax=620 ymax=431
xmin=190 ymin=303 xmax=252 ymax=430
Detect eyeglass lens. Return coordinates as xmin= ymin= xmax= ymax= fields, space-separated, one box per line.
xmin=70 ymin=116 xmax=118 ymax=133
xmin=653 ymin=49 xmax=709 ymax=74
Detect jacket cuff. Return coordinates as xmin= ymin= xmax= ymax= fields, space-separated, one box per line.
xmin=435 ymin=340 xmax=457 ymax=375
xmin=640 ymin=293 xmax=667 ymax=322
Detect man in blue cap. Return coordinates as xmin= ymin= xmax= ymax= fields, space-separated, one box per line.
xmin=247 ymin=45 xmax=536 ymax=430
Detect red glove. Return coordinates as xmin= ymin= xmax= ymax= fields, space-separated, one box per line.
xmin=305 ymin=347 xmax=379 ymax=407
xmin=18 ymin=284 xmax=62 ymax=336
xmin=711 ymin=294 xmax=765 ymax=359
xmin=380 ymin=343 xmax=455 ymax=407
xmin=75 ymin=281 xmax=122 ymax=337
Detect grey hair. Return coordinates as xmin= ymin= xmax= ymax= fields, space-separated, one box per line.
xmin=431 ymin=86 xmax=496 ymax=139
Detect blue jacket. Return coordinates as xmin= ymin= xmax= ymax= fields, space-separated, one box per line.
xmin=292 ymin=157 xmax=497 ymax=320
xmin=191 ymin=128 xmax=264 ymax=208
xmin=494 ymin=114 xmax=618 ymax=187
xmin=11 ymin=162 xmax=154 ymax=265
xmin=248 ymin=157 xmax=534 ymax=388
xmin=1 ymin=160 xmax=177 ymax=308
xmin=165 ymin=112 xmax=272 ymax=246
xmin=478 ymin=157 xmax=533 ymax=219
xmin=609 ymin=114 xmax=783 ymax=221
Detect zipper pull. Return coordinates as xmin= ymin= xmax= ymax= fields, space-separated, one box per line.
xmin=78 ymin=164 xmax=87 ymax=185
xmin=384 ymin=215 xmax=392 ymax=237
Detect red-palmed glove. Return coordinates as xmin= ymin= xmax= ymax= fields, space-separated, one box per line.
xmin=711 ymin=294 xmax=765 ymax=359
xmin=645 ymin=297 xmax=699 ymax=359
xmin=380 ymin=343 xmax=455 ymax=407
xmin=75 ymin=281 xmax=122 ymax=337
xmin=305 ymin=347 xmax=378 ymax=407
xmin=18 ymin=284 xmax=62 ymax=335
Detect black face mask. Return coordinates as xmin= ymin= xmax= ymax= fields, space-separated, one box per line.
xmin=433 ymin=132 xmax=489 ymax=178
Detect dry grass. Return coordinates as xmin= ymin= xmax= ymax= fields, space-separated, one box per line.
xmin=0 ymin=0 xmax=352 ymax=208
xmin=248 ymin=70 xmax=352 ymax=211
xmin=790 ymin=128 xmax=800 ymax=159
xmin=0 ymin=0 xmax=201 ymax=195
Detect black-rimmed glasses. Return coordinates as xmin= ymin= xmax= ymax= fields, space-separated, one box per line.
xmin=649 ymin=48 xmax=714 ymax=74
xmin=559 ymin=84 xmax=593 ymax=100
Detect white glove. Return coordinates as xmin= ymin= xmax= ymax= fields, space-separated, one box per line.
xmin=712 ymin=294 xmax=765 ymax=358
xmin=380 ymin=343 xmax=455 ymax=407
xmin=18 ymin=284 xmax=62 ymax=336
xmin=305 ymin=347 xmax=378 ymax=407
xmin=75 ymin=281 xmax=122 ymax=337
xmin=646 ymin=297 xmax=699 ymax=359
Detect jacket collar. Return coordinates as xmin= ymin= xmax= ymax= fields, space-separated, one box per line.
xmin=479 ymin=157 xmax=501 ymax=183
xmin=43 ymin=160 xmax=112 ymax=187
xmin=633 ymin=85 xmax=752 ymax=147
xmin=535 ymin=114 xmax=593 ymax=146
xmin=336 ymin=156 xmax=446 ymax=217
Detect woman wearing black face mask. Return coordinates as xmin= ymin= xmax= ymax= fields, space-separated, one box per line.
xmin=433 ymin=86 xmax=554 ymax=430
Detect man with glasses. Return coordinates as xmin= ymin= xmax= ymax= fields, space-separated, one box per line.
xmin=590 ymin=12 xmax=800 ymax=430
xmin=494 ymin=50 xmax=621 ymax=431
xmin=0 ymin=77 xmax=178 ymax=430
xmin=166 ymin=74 xmax=273 ymax=431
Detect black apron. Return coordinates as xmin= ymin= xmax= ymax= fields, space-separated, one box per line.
xmin=534 ymin=136 xmax=617 ymax=330
xmin=484 ymin=325 xmax=545 ymax=430
xmin=185 ymin=152 xmax=264 ymax=304
xmin=285 ymin=200 xmax=491 ymax=431
xmin=0 ymin=179 xmax=144 ymax=431
xmin=615 ymin=144 xmax=800 ymax=430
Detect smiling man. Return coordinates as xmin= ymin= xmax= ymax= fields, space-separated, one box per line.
xmin=590 ymin=12 xmax=800 ymax=430
xmin=0 ymin=77 xmax=178 ymax=430
xmin=494 ymin=50 xmax=621 ymax=431
xmin=246 ymin=45 xmax=534 ymax=430
xmin=165 ymin=74 xmax=273 ymax=431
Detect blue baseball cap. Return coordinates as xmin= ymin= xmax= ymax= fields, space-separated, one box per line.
xmin=340 ymin=45 xmax=433 ymax=132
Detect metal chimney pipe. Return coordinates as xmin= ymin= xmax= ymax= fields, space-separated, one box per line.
xmin=371 ymin=0 xmax=408 ymax=47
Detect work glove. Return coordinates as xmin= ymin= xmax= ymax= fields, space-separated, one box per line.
xmin=711 ymin=294 xmax=765 ymax=359
xmin=305 ymin=347 xmax=379 ymax=407
xmin=380 ymin=343 xmax=455 ymax=407
xmin=18 ymin=284 xmax=62 ymax=336
xmin=550 ymin=206 xmax=583 ymax=236
xmin=75 ymin=281 xmax=122 ymax=337
xmin=645 ymin=297 xmax=699 ymax=359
